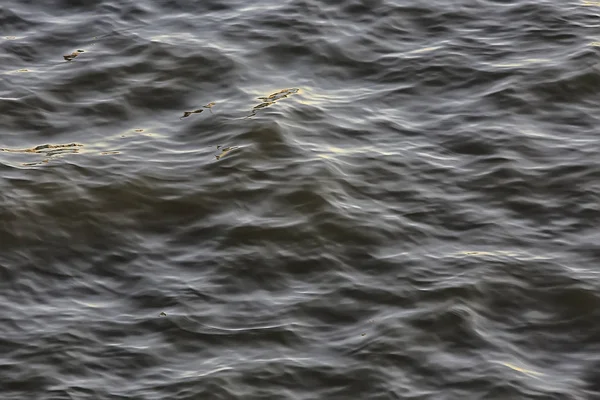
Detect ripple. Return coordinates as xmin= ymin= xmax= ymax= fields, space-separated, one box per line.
xmin=2 ymin=0 xmax=600 ymax=398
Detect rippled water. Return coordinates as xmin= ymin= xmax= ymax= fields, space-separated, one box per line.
xmin=2 ymin=1 xmax=600 ymax=398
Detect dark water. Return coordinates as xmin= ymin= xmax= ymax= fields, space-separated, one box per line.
xmin=2 ymin=0 xmax=600 ymax=398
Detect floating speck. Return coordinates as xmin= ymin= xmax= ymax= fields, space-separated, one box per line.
xmin=180 ymin=109 xmax=203 ymax=119
xmin=215 ymin=146 xmax=240 ymax=160
xmin=63 ymin=49 xmax=84 ymax=61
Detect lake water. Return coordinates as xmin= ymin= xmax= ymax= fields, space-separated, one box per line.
xmin=2 ymin=1 xmax=600 ymax=398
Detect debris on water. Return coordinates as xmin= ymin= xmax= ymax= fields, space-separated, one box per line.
xmin=1 ymin=143 xmax=82 ymax=165
xmin=253 ymin=101 xmax=275 ymax=110
xmin=1 ymin=143 xmax=82 ymax=155
xmin=181 ymin=102 xmax=216 ymax=118
xmin=64 ymin=50 xmax=84 ymax=61
xmin=257 ymin=88 xmax=299 ymax=102
xmin=22 ymin=159 xmax=49 ymax=167
xmin=215 ymin=146 xmax=240 ymax=160
xmin=159 ymin=312 xmax=167 ymax=317
xmin=247 ymin=88 xmax=299 ymax=118
xmin=180 ymin=109 xmax=204 ymax=119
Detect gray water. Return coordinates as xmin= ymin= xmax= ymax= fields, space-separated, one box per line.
xmin=2 ymin=1 xmax=600 ymax=398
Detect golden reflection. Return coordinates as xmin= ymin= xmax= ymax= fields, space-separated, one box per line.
xmin=329 ymin=146 xmax=394 ymax=156
xmin=460 ymin=251 xmax=517 ymax=256
xmin=315 ymin=146 xmax=396 ymax=161
xmin=582 ymin=0 xmax=600 ymax=6
xmin=2 ymin=68 xmax=31 ymax=75
xmin=498 ymin=361 xmax=544 ymax=378
xmin=293 ymin=87 xmax=336 ymax=107
xmin=492 ymin=58 xmax=549 ymax=68
xmin=453 ymin=250 xmax=552 ymax=260
xmin=408 ymin=46 xmax=442 ymax=54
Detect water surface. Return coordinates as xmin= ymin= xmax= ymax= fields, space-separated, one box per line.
xmin=2 ymin=1 xmax=600 ymax=398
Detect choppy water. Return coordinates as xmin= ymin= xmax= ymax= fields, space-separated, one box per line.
xmin=2 ymin=1 xmax=600 ymax=398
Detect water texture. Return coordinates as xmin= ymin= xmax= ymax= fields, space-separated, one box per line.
xmin=2 ymin=0 xmax=600 ymax=398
